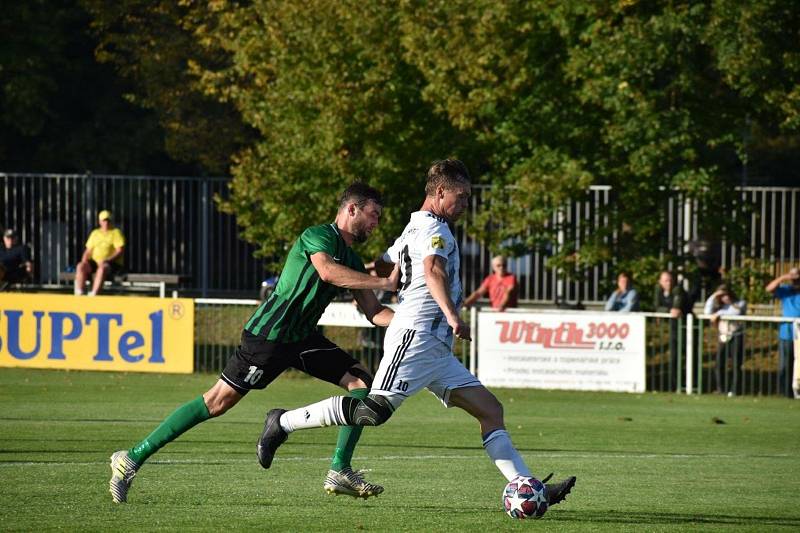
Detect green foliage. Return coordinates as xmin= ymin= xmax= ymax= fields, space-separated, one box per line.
xmin=202 ymin=1 xmax=480 ymax=262
xmin=0 ymin=0 xmax=186 ymax=173
xmin=78 ymin=0 xmax=800 ymax=271
xmin=722 ymin=258 xmax=775 ymax=305
xmin=82 ymin=0 xmax=255 ymax=174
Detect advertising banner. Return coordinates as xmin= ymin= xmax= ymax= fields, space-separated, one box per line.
xmin=478 ymin=311 xmax=646 ymax=392
xmin=0 ymin=294 xmax=194 ymax=373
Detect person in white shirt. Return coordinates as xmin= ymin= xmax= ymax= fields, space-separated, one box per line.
xmin=704 ymin=284 xmax=746 ymax=396
xmin=255 ymin=159 xmax=576 ymax=510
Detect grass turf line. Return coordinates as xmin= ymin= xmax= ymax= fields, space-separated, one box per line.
xmin=0 ymin=368 xmax=799 ymax=532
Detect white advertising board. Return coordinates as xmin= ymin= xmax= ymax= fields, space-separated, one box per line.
xmin=318 ymin=301 xmax=376 ymax=327
xmin=478 ymin=311 xmax=646 ymax=393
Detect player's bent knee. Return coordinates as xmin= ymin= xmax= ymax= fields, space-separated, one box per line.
xmin=343 ymin=394 xmax=394 ymax=426
xmin=357 ymin=394 xmax=394 ymax=426
xmin=481 ymin=396 xmax=504 ymax=423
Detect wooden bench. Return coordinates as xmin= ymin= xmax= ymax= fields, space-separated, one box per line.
xmin=58 ymin=272 xmax=190 ymax=297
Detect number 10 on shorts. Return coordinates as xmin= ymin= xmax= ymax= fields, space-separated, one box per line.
xmin=245 ymin=365 xmax=263 ymax=385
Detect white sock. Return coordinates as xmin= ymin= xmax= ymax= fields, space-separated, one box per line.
xmin=280 ymin=396 xmax=347 ymax=433
xmin=74 ymin=288 xmax=83 ymax=296
xmin=88 ymin=292 xmax=96 ymax=297
xmin=483 ymin=429 xmax=532 ymax=481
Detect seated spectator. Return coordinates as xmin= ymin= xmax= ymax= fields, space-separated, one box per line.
xmin=463 ymin=255 xmax=518 ymax=311
xmin=604 ymin=271 xmax=640 ymax=312
xmin=74 ymin=210 xmax=126 ymax=296
xmin=766 ymin=267 xmax=800 ymax=398
xmin=704 ymin=284 xmax=746 ymax=396
xmin=0 ymin=228 xmax=33 ymax=290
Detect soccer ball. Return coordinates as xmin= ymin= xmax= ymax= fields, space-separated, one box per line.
xmin=502 ymin=476 xmax=548 ymax=519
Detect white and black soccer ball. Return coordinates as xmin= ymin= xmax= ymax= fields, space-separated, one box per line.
xmin=502 ymin=476 xmax=548 ymax=519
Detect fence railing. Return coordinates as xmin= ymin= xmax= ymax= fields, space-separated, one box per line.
xmin=1 ymin=173 xmax=264 ymax=297
xmin=693 ymin=314 xmax=798 ymax=397
xmin=3 ymin=173 xmax=799 ymax=301
xmin=192 ymin=299 xmax=797 ymax=397
xmin=194 ymin=297 xmax=473 ymax=376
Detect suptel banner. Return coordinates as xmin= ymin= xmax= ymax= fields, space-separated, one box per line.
xmin=0 ymin=294 xmax=194 ymax=373
xmin=477 ymin=311 xmax=646 ymax=393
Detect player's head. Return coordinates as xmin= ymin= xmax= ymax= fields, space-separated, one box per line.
xmin=492 ymin=255 xmax=508 ymax=275
xmin=425 ymin=159 xmax=471 ymax=222
xmin=338 ymin=182 xmax=383 ymax=243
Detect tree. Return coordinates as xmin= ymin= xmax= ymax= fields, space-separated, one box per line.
xmin=82 ymin=0 xmax=255 ymax=175
xmin=82 ymin=0 xmax=800 ymax=281
xmin=399 ymin=0 xmax=799 ymax=287
xmin=0 ymin=0 xmax=186 ymax=174
xmin=203 ymin=1 xmax=480 ymax=262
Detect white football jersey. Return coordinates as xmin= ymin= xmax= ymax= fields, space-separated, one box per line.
xmin=382 ymin=210 xmax=462 ymax=343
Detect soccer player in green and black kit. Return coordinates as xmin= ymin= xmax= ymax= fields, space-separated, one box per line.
xmin=109 ymin=183 xmax=398 ymax=503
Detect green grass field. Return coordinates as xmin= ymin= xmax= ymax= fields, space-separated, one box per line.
xmin=1 ymin=369 xmax=799 ymax=532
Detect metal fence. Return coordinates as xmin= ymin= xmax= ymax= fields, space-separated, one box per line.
xmin=694 ymin=314 xmax=797 ymax=397
xmin=193 ymin=298 xmax=471 ymax=376
xmin=458 ymin=185 xmax=800 ymax=304
xmin=192 ymin=299 xmax=797 ymax=397
xmin=641 ymin=313 xmax=797 ymax=395
xmin=2 ymin=173 xmax=798 ymax=301
xmin=1 ymin=173 xmax=263 ymax=297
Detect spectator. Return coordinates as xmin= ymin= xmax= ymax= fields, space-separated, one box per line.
xmin=604 ymin=271 xmax=640 ymax=312
xmin=463 ymin=255 xmax=518 ymax=311
xmin=74 ymin=210 xmax=126 ymax=296
xmin=0 ymin=228 xmax=33 ymax=290
xmin=653 ymin=271 xmax=690 ymax=391
xmin=765 ymin=267 xmax=800 ymax=398
xmin=704 ymin=284 xmax=746 ymax=396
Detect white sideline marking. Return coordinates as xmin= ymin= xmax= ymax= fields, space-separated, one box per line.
xmin=0 ymin=451 xmax=793 ymax=467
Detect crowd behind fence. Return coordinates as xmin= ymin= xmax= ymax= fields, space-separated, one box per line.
xmin=193 ymin=299 xmax=797 ymax=397
xmin=2 ymin=173 xmax=799 ymax=301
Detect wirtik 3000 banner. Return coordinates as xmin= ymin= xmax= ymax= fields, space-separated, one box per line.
xmin=478 ymin=311 xmax=646 ymax=392
xmin=0 ymin=294 xmax=194 ymax=373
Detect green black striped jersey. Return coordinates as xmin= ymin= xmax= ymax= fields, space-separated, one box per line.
xmin=245 ymin=223 xmax=366 ymax=342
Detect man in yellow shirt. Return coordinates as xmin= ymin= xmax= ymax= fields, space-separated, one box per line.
xmin=74 ymin=210 xmax=126 ymax=296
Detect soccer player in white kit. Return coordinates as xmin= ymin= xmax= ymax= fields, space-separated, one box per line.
xmin=257 ymin=159 xmax=576 ymax=505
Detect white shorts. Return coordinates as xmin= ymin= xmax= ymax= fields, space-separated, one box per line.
xmin=371 ymin=327 xmax=482 ymax=409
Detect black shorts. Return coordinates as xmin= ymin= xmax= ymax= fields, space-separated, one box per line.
xmin=0 ymin=266 xmax=29 ymax=284
xmin=89 ymin=260 xmax=124 ymax=275
xmin=220 ymin=330 xmax=361 ymax=395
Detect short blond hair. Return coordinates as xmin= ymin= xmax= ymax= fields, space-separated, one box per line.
xmin=425 ymin=159 xmax=471 ymax=196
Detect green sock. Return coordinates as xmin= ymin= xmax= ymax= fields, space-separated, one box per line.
xmin=127 ymin=395 xmax=211 ymax=465
xmin=330 ymin=388 xmax=368 ymax=471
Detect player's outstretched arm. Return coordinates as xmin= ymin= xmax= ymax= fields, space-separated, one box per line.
xmin=353 ymin=289 xmax=394 ymax=327
xmin=310 ymin=252 xmax=398 ymax=291
xmin=424 ymin=255 xmax=471 ymax=341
